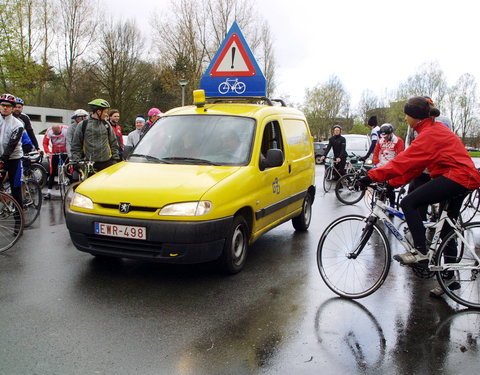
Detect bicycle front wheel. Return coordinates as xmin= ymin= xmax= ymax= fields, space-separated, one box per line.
xmin=317 ymin=215 xmax=391 ymax=298
xmin=323 ymin=166 xmax=335 ymax=192
xmin=0 ymin=191 xmax=24 ymax=253
xmin=435 ymin=222 xmax=480 ymax=309
xmin=23 ymin=179 xmax=42 ymax=227
xmin=335 ymin=173 xmax=365 ymax=205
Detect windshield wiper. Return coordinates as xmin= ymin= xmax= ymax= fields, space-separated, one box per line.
xmin=161 ymin=157 xmax=220 ymax=166
xmin=129 ymin=154 xmax=172 ymax=163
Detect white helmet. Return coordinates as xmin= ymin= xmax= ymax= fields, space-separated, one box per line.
xmin=71 ymin=109 xmax=89 ymax=119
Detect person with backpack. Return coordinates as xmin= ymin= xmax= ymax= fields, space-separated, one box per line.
xmin=71 ymin=99 xmax=120 ymax=172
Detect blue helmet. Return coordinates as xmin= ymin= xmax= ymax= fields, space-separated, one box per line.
xmin=15 ymin=97 xmax=24 ymax=105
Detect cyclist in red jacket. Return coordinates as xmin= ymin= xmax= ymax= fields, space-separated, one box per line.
xmin=359 ymin=96 xmax=480 ymax=267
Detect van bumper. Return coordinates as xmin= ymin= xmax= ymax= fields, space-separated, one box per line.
xmin=66 ymin=211 xmax=233 ymax=263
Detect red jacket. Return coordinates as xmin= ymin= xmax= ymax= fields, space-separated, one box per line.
xmin=368 ymin=119 xmax=480 ymax=189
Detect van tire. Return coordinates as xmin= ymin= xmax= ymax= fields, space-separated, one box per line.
xmin=292 ymin=193 xmax=312 ymax=231
xmin=219 ymin=215 xmax=249 ymax=274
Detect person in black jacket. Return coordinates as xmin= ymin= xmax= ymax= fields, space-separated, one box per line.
xmin=320 ymin=125 xmax=347 ymax=179
xmin=13 ymin=97 xmax=40 ymax=152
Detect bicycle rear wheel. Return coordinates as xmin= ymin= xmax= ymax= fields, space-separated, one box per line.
xmin=335 ymin=173 xmax=365 ymax=205
xmin=435 ymin=222 xmax=480 ymax=309
xmin=25 ymin=163 xmax=48 ymax=188
xmin=460 ymin=189 xmax=480 ymax=224
xmin=0 ymin=191 xmax=24 ymax=253
xmin=323 ymin=166 xmax=336 ymax=192
xmin=317 ymin=215 xmax=391 ymax=298
xmin=22 ymin=179 xmax=42 ymax=227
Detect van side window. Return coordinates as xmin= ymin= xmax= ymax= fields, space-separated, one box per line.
xmin=260 ymin=120 xmax=284 ymax=157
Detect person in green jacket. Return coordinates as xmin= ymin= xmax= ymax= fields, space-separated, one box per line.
xmin=71 ymin=99 xmax=120 ymax=172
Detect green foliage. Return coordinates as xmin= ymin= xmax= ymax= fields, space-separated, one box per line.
xmin=349 ymin=122 xmax=369 ymax=135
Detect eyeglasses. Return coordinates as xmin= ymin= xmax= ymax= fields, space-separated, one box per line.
xmin=0 ymin=103 xmax=13 ymax=108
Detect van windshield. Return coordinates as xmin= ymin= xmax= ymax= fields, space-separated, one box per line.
xmin=130 ymin=115 xmax=256 ymax=166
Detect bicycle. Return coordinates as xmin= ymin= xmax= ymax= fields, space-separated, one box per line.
xmin=334 ymin=156 xmax=373 ymax=205
xmin=63 ymin=160 xmax=96 ymax=217
xmin=51 ymin=153 xmax=71 ymax=202
xmin=323 ymin=157 xmax=354 ymax=193
xmin=22 ymin=151 xmax=48 ymax=188
xmin=0 ymin=168 xmax=25 ymax=252
xmin=1 ymin=168 xmax=42 ymax=227
xmin=218 ymin=78 xmax=246 ymax=94
xmin=317 ymin=183 xmax=480 ymax=309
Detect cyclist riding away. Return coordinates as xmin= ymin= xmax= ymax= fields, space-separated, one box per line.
xmin=0 ymin=93 xmax=24 ymax=206
xmin=372 ymin=123 xmax=404 ymax=207
xmin=71 ymin=99 xmax=120 ymax=172
xmin=320 ymin=125 xmax=347 ymax=179
xmin=43 ymin=124 xmax=69 ymax=200
xmin=359 ymin=96 xmax=480 ymax=269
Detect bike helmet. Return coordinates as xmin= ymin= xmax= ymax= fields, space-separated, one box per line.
xmin=15 ymin=97 xmax=24 ymax=105
xmin=332 ymin=124 xmax=342 ymax=130
xmin=380 ymin=124 xmax=394 ymax=135
xmin=71 ymin=108 xmax=89 ymax=119
xmin=88 ymin=98 xmax=110 ymax=111
xmin=0 ymin=93 xmax=16 ymax=106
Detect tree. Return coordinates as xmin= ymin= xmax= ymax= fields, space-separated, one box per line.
xmin=57 ymin=0 xmax=98 ymax=107
xmin=151 ymin=0 xmax=276 ymax=100
xmin=357 ymin=89 xmax=379 ymax=124
xmin=0 ymin=0 xmax=54 ymax=101
xmin=89 ymin=19 xmax=151 ymax=125
xmin=303 ymin=75 xmax=350 ymax=140
xmin=454 ymin=73 xmax=478 ymax=141
xmin=397 ymin=61 xmax=447 ymax=107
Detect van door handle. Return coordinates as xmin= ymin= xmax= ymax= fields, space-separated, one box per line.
xmin=288 ymin=164 xmax=291 ymax=173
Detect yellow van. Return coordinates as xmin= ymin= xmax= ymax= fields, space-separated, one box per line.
xmin=66 ymin=97 xmax=316 ymax=273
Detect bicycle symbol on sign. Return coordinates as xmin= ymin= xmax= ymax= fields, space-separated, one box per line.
xmin=218 ymin=78 xmax=247 ymax=94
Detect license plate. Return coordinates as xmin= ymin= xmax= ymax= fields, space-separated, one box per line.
xmin=94 ymin=222 xmax=146 ymax=240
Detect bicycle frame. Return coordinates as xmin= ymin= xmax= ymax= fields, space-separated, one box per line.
xmin=371 ymin=193 xmax=480 ymax=272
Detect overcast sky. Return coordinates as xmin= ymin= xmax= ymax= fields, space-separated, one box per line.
xmin=102 ymin=0 xmax=480 ymax=106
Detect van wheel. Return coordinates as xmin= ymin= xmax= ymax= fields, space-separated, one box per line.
xmin=219 ymin=215 xmax=249 ymax=274
xmin=292 ymin=193 xmax=312 ymax=231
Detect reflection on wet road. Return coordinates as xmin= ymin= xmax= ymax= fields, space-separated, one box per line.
xmin=0 ymin=166 xmax=479 ymax=374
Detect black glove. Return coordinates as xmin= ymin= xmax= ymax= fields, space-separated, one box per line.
xmin=72 ymin=162 xmax=81 ymax=172
xmin=358 ymin=156 xmax=366 ymax=162
xmin=357 ymin=176 xmax=372 ymax=190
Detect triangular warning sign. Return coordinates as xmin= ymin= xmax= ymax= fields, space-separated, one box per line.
xmin=210 ymin=33 xmax=256 ymax=77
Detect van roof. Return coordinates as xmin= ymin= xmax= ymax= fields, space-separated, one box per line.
xmin=164 ymin=102 xmax=305 ymax=119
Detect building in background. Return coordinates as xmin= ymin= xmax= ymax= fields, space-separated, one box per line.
xmin=23 ymin=106 xmax=73 ymax=134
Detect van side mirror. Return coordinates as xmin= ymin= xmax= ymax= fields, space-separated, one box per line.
xmin=260 ymin=148 xmax=284 ymax=170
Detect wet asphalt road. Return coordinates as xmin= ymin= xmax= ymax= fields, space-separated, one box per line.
xmin=1 ymin=166 xmax=480 ymax=375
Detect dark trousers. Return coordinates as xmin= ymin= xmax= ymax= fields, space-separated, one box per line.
xmin=335 ymin=158 xmax=346 ymax=179
xmin=400 ymin=176 xmax=468 ymax=257
xmin=48 ymin=153 xmax=68 ymax=189
xmin=5 ymin=158 xmax=23 ymax=207
xmin=408 ymin=173 xmax=432 ymax=220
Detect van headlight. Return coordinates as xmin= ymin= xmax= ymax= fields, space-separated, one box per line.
xmin=71 ymin=192 xmax=94 ymax=209
xmin=159 ymin=201 xmax=212 ymax=216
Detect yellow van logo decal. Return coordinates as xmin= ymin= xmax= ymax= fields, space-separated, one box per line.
xmin=272 ymin=178 xmax=280 ymax=195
